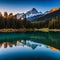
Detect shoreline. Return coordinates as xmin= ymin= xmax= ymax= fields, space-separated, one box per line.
xmin=0 ymin=28 xmax=60 ymax=32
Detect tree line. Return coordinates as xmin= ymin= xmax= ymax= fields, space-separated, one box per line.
xmin=0 ymin=12 xmax=33 ymax=29
xmin=0 ymin=12 xmax=60 ymax=29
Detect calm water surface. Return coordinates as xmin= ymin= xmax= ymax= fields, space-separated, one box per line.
xmin=0 ymin=32 xmax=60 ymax=60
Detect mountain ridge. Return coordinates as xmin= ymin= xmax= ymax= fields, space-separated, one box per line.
xmin=16 ymin=7 xmax=60 ymax=21
xmin=35 ymin=9 xmax=60 ymax=21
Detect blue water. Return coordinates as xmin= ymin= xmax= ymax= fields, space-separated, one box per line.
xmin=0 ymin=32 xmax=60 ymax=60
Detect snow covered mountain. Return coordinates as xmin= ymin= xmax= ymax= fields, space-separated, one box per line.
xmin=25 ymin=8 xmax=43 ymax=21
xmin=16 ymin=8 xmax=43 ymax=21
xmin=26 ymin=8 xmax=38 ymax=15
xmin=16 ymin=7 xmax=60 ymax=22
xmin=16 ymin=13 xmax=26 ymax=20
xmin=44 ymin=11 xmax=49 ymax=14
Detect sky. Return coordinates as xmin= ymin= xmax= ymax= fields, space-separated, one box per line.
xmin=0 ymin=0 xmax=60 ymax=14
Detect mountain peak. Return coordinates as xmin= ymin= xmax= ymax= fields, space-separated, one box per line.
xmin=25 ymin=8 xmax=38 ymax=17
xmin=29 ymin=8 xmax=38 ymax=13
xmin=30 ymin=8 xmax=37 ymax=11
xmin=49 ymin=8 xmax=60 ymax=13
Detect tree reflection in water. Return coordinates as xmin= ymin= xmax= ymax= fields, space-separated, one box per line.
xmin=0 ymin=40 xmax=47 ymax=49
xmin=0 ymin=39 xmax=59 ymax=52
xmin=0 ymin=32 xmax=60 ymax=50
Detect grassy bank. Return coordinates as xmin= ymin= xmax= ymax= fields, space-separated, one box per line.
xmin=0 ymin=28 xmax=60 ymax=32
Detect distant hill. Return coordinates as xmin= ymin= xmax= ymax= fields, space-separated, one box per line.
xmin=49 ymin=8 xmax=60 ymax=13
xmin=32 ymin=8 xmax=60 ymax=29
xmin=35 ymin=9 xmax=60 ymax=21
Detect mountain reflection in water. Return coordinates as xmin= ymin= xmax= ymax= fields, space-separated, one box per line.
xmin=0 ymin=40 xmax=59 ymax=51
xmin=0 ymin=32 xmax=60 ymax=49
xmin=0 ymin=40 xmax=47 ymax=49
xmin=0 ymin=32 xmax=60 ymax=60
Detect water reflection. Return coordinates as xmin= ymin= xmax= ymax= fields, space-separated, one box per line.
xmin=0 ymin=40 xmax=60 ymax=60
xmin=0 ymin=32 xmax=60 ymax=49
xmin=0 ymin=40 xmax=47 ymax=50
xmin=0 ymin=32 xmax=60 ymax=60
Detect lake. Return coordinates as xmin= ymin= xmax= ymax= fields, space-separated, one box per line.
xmin=0 ymin=32 xmax=60 ymax=60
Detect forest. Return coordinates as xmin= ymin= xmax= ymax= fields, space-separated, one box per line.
xmin=0 ymin=12 xmax=60 ymax=29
